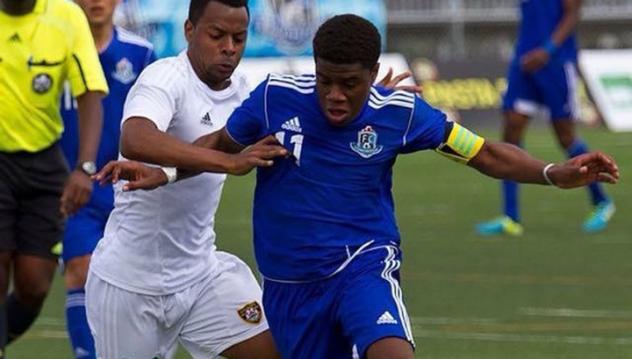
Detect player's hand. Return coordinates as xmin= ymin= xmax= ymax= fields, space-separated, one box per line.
xmin=376 ymin=67 xmax=422 ymax=94
xmin=547 ymin=152 xmax=619 ymax=189
xmin=520 ymin=48 xmax=550 ymax=72
xmin=94 ymin=160 xmax=168 ymax=191
xmin=227 ymin=135 xmax=288 ymax=176
xmin=60 ymin=169 xmax=93 ymax=217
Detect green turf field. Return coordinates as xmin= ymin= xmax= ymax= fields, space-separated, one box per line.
xmin=8 ymin=126 xmax=631 ymax=358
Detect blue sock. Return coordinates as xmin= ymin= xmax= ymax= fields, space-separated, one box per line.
xmin=502 ymin=180 xmax=520 ymax=222
xmin=566 ymin=139 xmax=608 ymax=205
xmin=66 ymin=288 xmax=96 ymax=359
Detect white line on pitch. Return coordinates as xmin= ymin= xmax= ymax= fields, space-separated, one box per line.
xmin=414 ymin=330 xmax=632 ymax=345
xmin=519 ymin=307 xmax=632 ymax=319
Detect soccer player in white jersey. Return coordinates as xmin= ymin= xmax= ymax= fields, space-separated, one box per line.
xmin=85 ymin=0 xmax=287 ymax=358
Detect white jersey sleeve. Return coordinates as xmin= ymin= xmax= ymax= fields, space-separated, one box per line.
xmin=122 ymin=57 xmax=184 ymax=132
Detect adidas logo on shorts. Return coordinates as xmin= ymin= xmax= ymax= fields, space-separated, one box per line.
xmin=376 ymin=311 xmax=398 ymax=325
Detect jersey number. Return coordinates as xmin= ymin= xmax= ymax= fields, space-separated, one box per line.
xmin=275 ymin=131 xmax=303 ymax=165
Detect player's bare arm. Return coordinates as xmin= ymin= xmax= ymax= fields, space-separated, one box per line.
xmin=521 ymin=0 xmax=581 ymax=72
xmin=60 ymin=90 xmax=104 ymax=216
xmin=468 ymin=141 xmax=619 ymax=188
xmin=121 ymin=117 xmax=284 ymax=175
xmin=95 ymin=129 xmax=287 ymax=190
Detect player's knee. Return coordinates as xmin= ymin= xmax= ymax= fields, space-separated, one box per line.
xmin=365 ymin=337 xmax=414 ymax=359
xmin=14 ymin=285 xmax=50 ymax=309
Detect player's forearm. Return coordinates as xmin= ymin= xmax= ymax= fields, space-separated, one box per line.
xmin=75 ymin=91 xmax=104 ymax=164
xmin=551 ymin=0 xmax=581 ymax=46
xmin=468 ymin=142 xmax=549 ymax=185
xmin=192 ymin=128 xmax=245 ymax=154
xmin=172 ymin=129 xmax=247 ymax=181
xmin=120 ymin=118 xmax=235 ymax=173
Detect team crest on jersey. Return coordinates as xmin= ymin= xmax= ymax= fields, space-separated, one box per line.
xmin=32 ymin=73 xmax=53 ymax=94
xmin=237 ymin=301 xmax=263 ymax=324
xmin=112 ymin=58 xmax=137 ymax=84
xmin=350 ymin=125 xmax=383 ymax=159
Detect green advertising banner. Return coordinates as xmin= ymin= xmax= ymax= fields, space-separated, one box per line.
xmin=579 ymin=50 xmax=632 ymax=132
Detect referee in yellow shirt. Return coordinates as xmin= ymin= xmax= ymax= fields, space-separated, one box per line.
xmin=0 ymin=0 xmax=107 ymax=354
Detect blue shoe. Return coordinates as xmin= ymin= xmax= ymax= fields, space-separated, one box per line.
xmin=476 ymin=216 xmax=523 ymax=236
xmin=583 ymin=200 xmax=615 ymax=233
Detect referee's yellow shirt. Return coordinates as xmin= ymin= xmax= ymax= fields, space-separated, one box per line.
xmin=0 ymin=0 xmax=108 ymax=153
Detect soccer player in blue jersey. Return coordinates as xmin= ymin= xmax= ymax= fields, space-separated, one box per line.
xmin=59 ymin=0 xmax=155 ymax=357
xmin=96 ymin=14 xmax=619 ymax=359
xmin=477 ymin=0 xmax=615 ymax=236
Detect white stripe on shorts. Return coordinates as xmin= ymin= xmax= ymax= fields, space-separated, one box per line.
xmin=381 ymin=246 xmax=414 ymax=345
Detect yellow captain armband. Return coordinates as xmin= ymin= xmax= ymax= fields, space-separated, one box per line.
xmin=435 ymin=122 xmax=485 ymax=164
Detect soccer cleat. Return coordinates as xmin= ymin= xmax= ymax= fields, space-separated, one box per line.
xmin=583 ymin=200 xmax=615 ymax=233
xmin=476 ymin=216 xmax=524 ymax=236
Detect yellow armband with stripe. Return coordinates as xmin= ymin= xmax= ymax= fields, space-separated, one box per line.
xmin=435 ymin=122 xmax=485 ymax=164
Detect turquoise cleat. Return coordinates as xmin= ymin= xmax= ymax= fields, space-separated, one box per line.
xmin=583 ymin=200 xmax=615 ymax=233
xmin=476 ymin=216 xmax=524 ymax=236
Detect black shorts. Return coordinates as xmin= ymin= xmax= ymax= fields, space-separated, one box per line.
xmin=0 ymin=143 xmax=69 ymax=260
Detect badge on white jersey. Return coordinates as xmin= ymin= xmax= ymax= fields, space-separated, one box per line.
xmin=237 ymin=301 xmax=263 ymax=324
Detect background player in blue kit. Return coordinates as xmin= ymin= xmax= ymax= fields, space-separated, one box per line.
xmin=96 ymin=14 xmax=619 ymax=359
xmin=59 ymin=0 xmax=155 ymax=357
xmin=476 ymin=0 xmax=615 ymax=236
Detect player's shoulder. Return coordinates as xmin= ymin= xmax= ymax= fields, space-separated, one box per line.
xmin=114 ymin=27 xmax=154 ymax=52
xmin=134 ymin=53 xmax=188 ymax=91
xmin=266 ymin=73 xmax=316 ymax=96
xmin=369 ymin=86 xmax=416 ymax=110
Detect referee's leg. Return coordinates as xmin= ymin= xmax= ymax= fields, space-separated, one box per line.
xmin=0 ymin=150 xmax=20 ymax=358
xmin=7 ymin=145 xmax=67 ymax=344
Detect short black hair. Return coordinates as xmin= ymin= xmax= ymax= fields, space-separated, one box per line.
xmin=313 ymin=14 xmax=381 ymax=69
xmin=188 ymin=0 xmax=249 ymax=25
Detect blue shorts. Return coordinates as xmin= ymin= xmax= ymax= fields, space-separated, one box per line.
xmin=262 ymin=245 xmax=414 ymax=359
xmin=502 ymin=60 xmax=579 ymax=121
xmin=62 ymin=204 xmax=111 ymax=262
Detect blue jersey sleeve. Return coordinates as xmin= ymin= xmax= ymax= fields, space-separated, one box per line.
xmin=225 ymin=79 xmax=269 ymax=146
xmin=400 ymin=97 xmax=448 ymax=153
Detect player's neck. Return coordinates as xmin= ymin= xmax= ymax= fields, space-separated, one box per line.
xmin=91 ymin=22 xmax=114 ymax=53
xmin=0 ymin=0 xmax=36 ymax=15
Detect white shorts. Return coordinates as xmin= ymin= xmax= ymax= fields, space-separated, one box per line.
xmin=86 ymin=251 xmax=269 ymax=359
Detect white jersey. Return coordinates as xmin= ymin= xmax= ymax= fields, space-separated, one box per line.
xmin=90 ymin=51 xmax=251 ymax=295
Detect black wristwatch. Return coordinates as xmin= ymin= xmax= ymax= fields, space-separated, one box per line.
xmin=77 ymin=161 xmax=97 ymax=176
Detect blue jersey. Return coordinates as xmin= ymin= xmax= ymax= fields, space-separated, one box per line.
xmin=226 ymin=75 xmax=448 ymax=281
xmin=516 ymin=0 xmax=577 ymax=62
xmin=61 ymin=27 xmax=155 ymax=212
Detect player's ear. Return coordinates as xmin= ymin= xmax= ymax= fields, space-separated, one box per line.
xmin=370 ymin=62 xmax=380 ymax=83
xmin=184 ymin=19 xmax=194 ymax=43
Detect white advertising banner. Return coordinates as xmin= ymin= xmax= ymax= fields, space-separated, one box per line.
xmin=237 ymin=53 xmax=415 ymax=90
xmin=579 ymin=50 xmax=632 ymax=132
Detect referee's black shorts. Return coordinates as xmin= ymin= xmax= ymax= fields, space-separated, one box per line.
xmin=0 ymin=143 xmax=69 ymax=260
